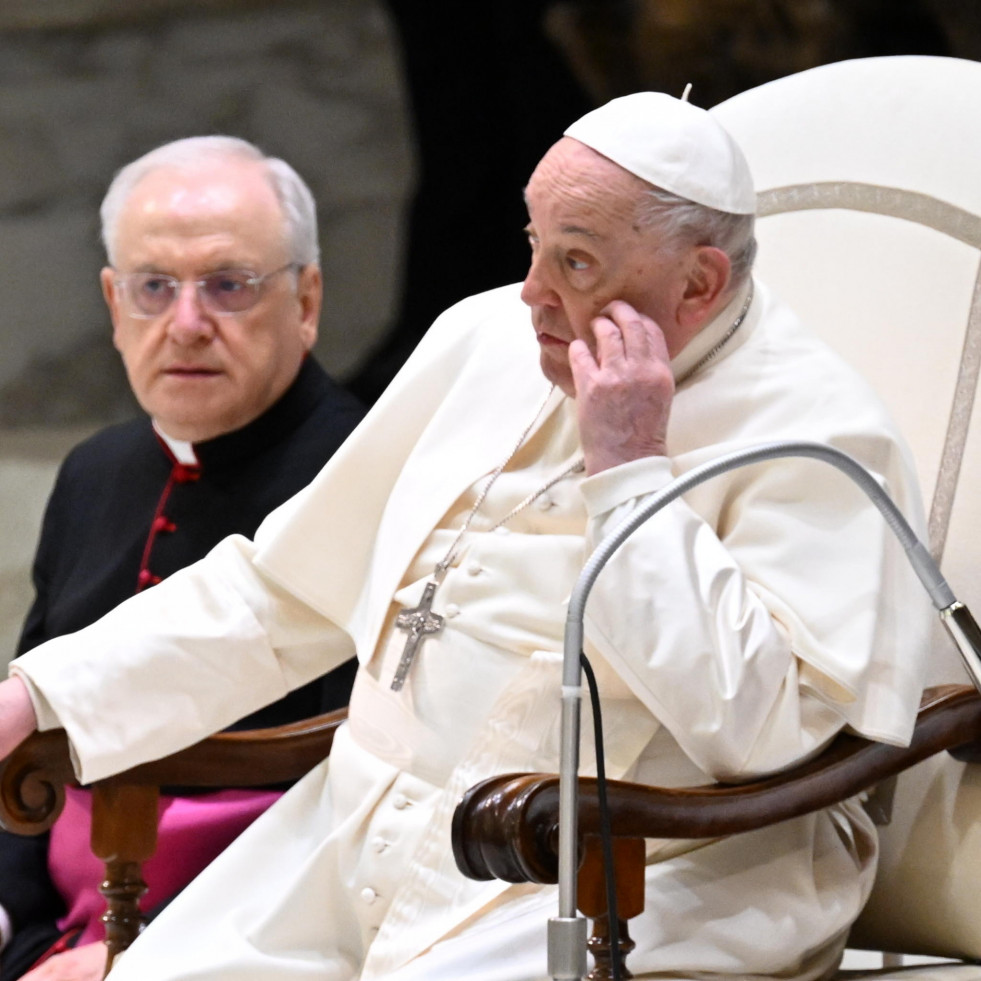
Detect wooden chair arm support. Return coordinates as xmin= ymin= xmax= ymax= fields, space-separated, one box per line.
xmin=0 ymin=707 xmax=348 ymax=973
xmin=452 ymin=684 xmax=981 ymax=886
xmin=0 ymin=707 xmax=348 ymax=835
xmin=0 ymin=729 xmax=76 ymax=835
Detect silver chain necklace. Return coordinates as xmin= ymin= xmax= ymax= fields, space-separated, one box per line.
xmin=391 ymin=385 xmax=584 ymax=691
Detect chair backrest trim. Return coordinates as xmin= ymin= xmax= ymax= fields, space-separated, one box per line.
xmin=931 ymin=264 xmax=981 ymax=562
xmin=758 ymin=181 xmax=981 ymax=562
xmin=758 ymin=183 xmax=981 ymax=247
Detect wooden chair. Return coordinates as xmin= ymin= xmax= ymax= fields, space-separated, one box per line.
xmin=4 ymin=53 xmax=981 ymax=981
xmin=0 ymin=710 xmax=345 ymax=973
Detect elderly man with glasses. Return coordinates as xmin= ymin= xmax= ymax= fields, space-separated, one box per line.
xmin=0 ymin=136 xmax=364 ymax=981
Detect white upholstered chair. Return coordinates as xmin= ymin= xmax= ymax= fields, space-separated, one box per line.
xmin=712 ymin=54 xmax=981 ymax=976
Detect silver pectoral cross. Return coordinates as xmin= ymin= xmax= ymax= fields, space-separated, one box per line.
xmin=391 ymin=580 xmax=445 ymax=691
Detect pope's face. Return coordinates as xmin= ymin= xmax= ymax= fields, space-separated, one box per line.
xmin=101 ymin=160 xmax=320 ymax=442
xmin=520 ymin=138 xmax=692 ymax=397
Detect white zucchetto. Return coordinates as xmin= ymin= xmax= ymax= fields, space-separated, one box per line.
xmin=564 ymin=92 xmax=756 ymax=215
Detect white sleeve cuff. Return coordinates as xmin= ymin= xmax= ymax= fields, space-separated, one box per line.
xmin=579 ymin=455 xmax=675 ymax=518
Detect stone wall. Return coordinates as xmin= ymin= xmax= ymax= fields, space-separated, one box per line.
xmin=0 ymin=0 xmax=414 ymax=661
xmin=0 ymin=0 xmax=295 ymax=31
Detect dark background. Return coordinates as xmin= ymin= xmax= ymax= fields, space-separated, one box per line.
xmin=350 ymin=0 xmax=976 ymax=401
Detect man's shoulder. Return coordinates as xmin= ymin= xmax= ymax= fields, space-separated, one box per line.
xmin=59 ymin=417 xmax=158 ymax=474
xmin=434 ymin=283 xmax=526 ymax=326
xmin=730 ymin=282 xmax=907 ymax=442
xmin=302 ymin=358 xmax=366 ymax=427
xmin=265 ymin=357 xmax=364 ymax=457
xmin=675 ymin=281 xmax=907 ymax=451
xmin=220 ymin=359 xmax=364 ymax=498
xmin=411 ymin=283 xmax=532 ymax=366
xmin=37 ymin=418 xmax=162 ymax=524
xmin=752 ymin=284 xmax=890 ymax=408
xmin=372 ymin=283 xmax=532 ymax=402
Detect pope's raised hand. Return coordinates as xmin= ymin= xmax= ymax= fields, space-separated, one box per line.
xmin=570 ymin=300 xmax=675 ymax=475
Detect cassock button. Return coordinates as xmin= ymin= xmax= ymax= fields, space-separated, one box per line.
xmin=494 ymin=526 xmax=510 ymax=535
xmin=360 ymin=887 xmax=378 ymax=905
xmin=536 ymin=493 xmax=553 ymax=511
xmin=392 ymin=793 xmax=410 ymax=810
xmin=466 ymin=560 xmax=482 ymax=576
xmin=173 ymin=464 xmax=201 ymax=484
xmin=152 ymin=516 xmax=177 ymax=533
xmin=444 ymin=604 xmax=460 ymax=619
xmin=371 ymin=836 xmax=388 ymax=853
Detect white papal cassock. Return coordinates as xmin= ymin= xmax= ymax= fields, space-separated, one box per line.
xmin=11 ymin=280 xmax=930 ymax=980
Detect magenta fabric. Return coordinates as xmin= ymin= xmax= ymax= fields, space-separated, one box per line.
xmin=48 ymin=784 xmax=282 ymax=945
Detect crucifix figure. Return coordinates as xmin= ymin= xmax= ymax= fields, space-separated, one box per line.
xmin=391 ymin=580 xmax=445 ymax=691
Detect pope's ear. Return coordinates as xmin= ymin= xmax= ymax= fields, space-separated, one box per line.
xmin=677 ymin=247 xmax=731 ymax=329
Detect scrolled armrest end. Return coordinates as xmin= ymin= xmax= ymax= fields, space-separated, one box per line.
xmin=0 ymin=729 xmax=76 ymax=834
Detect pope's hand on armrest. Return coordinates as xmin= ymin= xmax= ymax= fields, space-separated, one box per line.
xmin=0 ymin=677 xmax=38 ymax=760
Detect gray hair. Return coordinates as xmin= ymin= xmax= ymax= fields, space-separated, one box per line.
xmin=100 ymin=135 xmax=320 ymax=267
xmin=634 ymin=185 xmax=757 ymax=290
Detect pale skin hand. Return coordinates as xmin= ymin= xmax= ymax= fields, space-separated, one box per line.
xmin=0 ymin=676 xmax=38 ymax=761
xmin=21 ymin=940 xmax=107 ymax=981
xmin=570 ymin=299 xmax=676 ymax=475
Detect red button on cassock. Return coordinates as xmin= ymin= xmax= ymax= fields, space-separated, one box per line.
xmin=173 ymin=465 xmax=201 ymax=484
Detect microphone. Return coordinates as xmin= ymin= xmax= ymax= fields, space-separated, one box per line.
xmin=548 ymin=439 xmax=981 ymax=981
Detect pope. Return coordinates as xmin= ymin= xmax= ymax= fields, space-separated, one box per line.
xmin=0 ymin=93 xmax=929 ymax=980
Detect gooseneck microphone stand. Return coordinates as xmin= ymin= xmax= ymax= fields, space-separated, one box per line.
xmin=548 ymin=440 xmax=981 ymax=981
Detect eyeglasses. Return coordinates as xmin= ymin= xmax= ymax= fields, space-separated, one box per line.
xmin=113 ymin=263 xmax=301 ymax=318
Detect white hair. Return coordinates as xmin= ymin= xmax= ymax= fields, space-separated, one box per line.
xmin=634 ymin=185 xmax=757 ymax=290
xmin=99 ymin=135 xmax=320 ymax=267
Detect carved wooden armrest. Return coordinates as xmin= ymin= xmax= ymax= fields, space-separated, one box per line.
xmin=451 ymin=685 xmax=981 ymax=980
xmin=0 ymin=706 xmax=347 ymax=832
xmin=0 ymin=728 xmax=76 ymax=835
xmin=93 ymin=706 xmax=348 ymax=789
xmin=0 ymin=707 xmax=347 ymax=974
xmin=452 ymin=685 xmax=981 ymax=884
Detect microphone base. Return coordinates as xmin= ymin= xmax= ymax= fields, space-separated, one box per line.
xmin=548 ymin=915 xmax=588 ymax=980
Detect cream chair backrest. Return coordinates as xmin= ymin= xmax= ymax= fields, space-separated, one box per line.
xmin=712 ymin=55 xmax=981 ymax=966
xmin=713 ymin=54 xmax=981 ymax=686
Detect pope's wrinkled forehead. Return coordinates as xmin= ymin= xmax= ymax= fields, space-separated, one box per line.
xmin=562 ymin=91 xmax=756 ymax=215
xmin=522 ymin=137 xmax=654 ymax=229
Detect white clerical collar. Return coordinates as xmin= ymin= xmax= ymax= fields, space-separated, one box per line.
xmin=152 ymin=421 xmax=199 ymax=465
xmin=670 ymin=277 xmax=756 ymax=385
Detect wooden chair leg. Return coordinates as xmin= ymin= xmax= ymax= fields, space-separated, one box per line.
xmin=99 ymin=859 xmax=149 ymax=970
xmin=91 ymin=782 xmax=159 ymax=975
xmin=577 ymin=835 xmax=646 ymax=980
xmin=586 ymin=913 xmax=637 ymax=980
